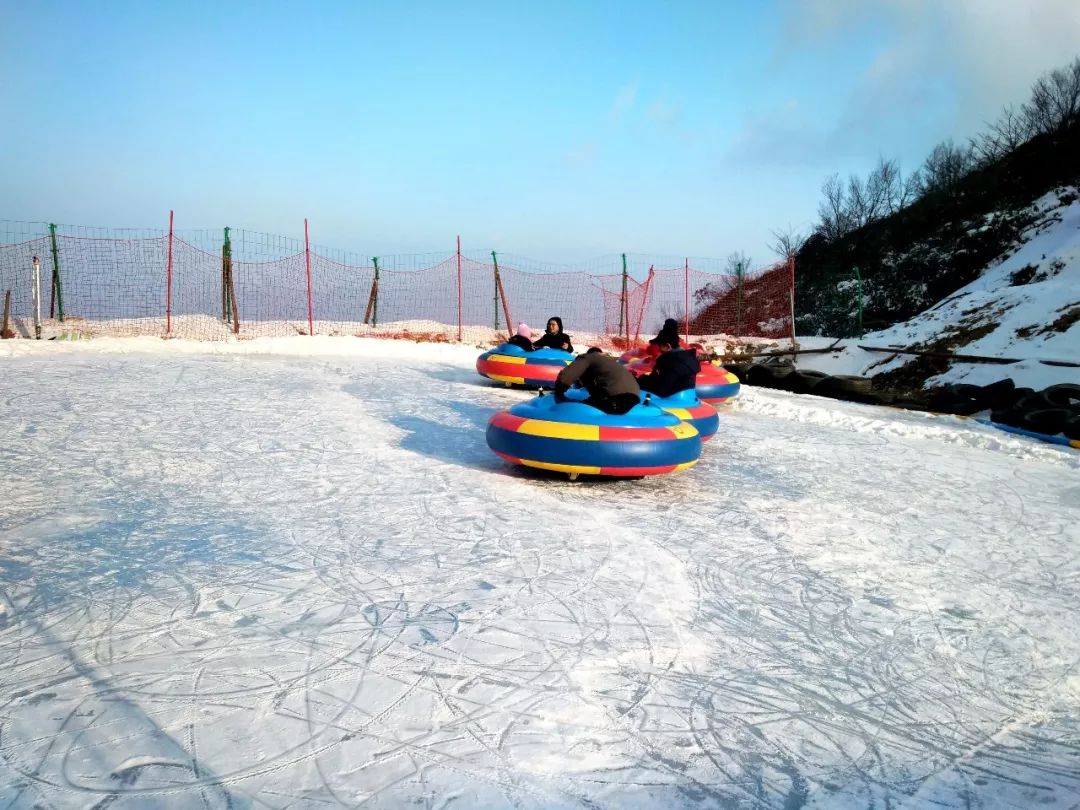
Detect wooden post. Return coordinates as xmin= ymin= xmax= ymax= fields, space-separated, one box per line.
xmin=1 ymin=290 xmax=13 ymax=339
xmin=31 ymin=256 xmax=42 ymax=339
xmin=456 ymin=235 xmax=463 ymax=342
xmin=49 ymin=223 xmax=64 ymax=321
xmin=304 ymin=218 xmax=314 ymax=336
xmin=618 ymin=253 xmax=628 ymax=340
xmin=227 ymin=249 xmax=240 ymax=335
xmin=788 ymin=255 xmax=797 ymax=350
xmin=683 ymin=258 xmax=689 ymax=345
xmin=496 ymin=267 xmax=513 ymax=338
xmin=165 ymin=210 xmax=174 ymax=336
xmin=364 ymin=257 xmax=380 ymax=326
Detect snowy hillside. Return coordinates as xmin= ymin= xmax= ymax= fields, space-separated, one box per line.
xmin=794 ymin=186 xmax=1080 ymax=390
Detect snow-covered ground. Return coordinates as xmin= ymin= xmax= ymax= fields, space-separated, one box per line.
xmin=1 ymin=337 xmax=1078 ymax=809
xmin=790 ymin=188 xmax=1080 ymax=390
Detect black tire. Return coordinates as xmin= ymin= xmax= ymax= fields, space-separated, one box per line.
xmin=722 ymin=363 xmax=750 ymax=382
xmin=932 ymin=382 xmax=998 ymax=413
xmin=990 ymin=407 xmax=1025 ymax=428
xmin=785 ymin=369 xmax=829 ymax=395
xmin=814 ymin=375 xmax=871 ymax=402
xmin=980 ymin=377 xmax=1015 ymax=397
xmin=950 ymin=398 xmax=986 ymax=416
xmin=816 ymin=375 xmax=872 ymax=398
xmin=1020 ymin=408 xmax=1074 ymax=436
xmin=999 ymin=386 xmax=1035 ymax=410
xmin=1013 ymin=392 xmax=1055 ymax=413
xmin=892 ymin=399 xmax=929 ymax=411
xmin=981 ymin=379 xmax=1017 ymax=410
xmin=746 ymin=364 xmax=794 ymax=388
xmin=950 ymin=383 xmax=983 ymax=399
xmin=927 ymin=385 xmax=971 ymax=414
xmin=1064 ymin=415 xmax=1080 ymax=441
xmin=992 ymin=392 xmax=1054 ymax=428
xmin=848 ymin=391 xmax=883 ymax=406
xmin=1042 ymin=384 xmax=1080 ymax=411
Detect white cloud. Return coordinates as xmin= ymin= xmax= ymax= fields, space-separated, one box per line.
xmin=735 ymin=0 xmax=1080 ymax=167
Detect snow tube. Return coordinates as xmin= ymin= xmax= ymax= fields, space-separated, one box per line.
xmin=696 ymin=363 xmax=742 ymax=404
xmin=618 ymin=346 xmax=657 ymax=365
xmin=486 ymin=390 xmax=701 ymax=478
xmin=644 ymin=389 xmax=719 ymax=442
xmin=476 ymin=344 xmax=574 ymax=388
xmin=623 ymin=356 xmax=741 ymax=405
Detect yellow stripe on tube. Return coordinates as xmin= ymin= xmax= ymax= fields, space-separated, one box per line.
xmin=517 ymin=419 xmax=601 ymax=441
xmin=667 ymin=422 xmax=699 ymax=439
xmin=520 ymin=459 xmax=603 ymax=475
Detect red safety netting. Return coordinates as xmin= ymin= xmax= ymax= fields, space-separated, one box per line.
xmin=0 ymin=222 xmax=795 ymax=347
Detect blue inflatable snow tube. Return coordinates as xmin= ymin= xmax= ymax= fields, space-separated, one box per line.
xmin=476 ymin=344 xmax=575 ymax=388
xmin=642 ymin=388 xmax=719 ymax=441
xmin=486 ymin=389 xmax=702 ymax=478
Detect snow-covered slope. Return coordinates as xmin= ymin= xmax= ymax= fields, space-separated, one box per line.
xmin=1 ymin=338 xmax=1077 ymax=808
xmin=795 ymin=187 xmax=1080 ymax=390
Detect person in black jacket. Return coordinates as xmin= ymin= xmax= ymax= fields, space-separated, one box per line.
xmin=555 ymin=348 xmax=641 ymax=414
xmin=637 ymin=339 xmax=700 ymax=398
xmin=507 ymin=322 xmax=535 ymax=351
xmin=532 ymin=316 xmax=574 ymax=353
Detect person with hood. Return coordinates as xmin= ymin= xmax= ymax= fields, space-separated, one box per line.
xmin=637 ymin=337 xmax=700 ymax=398
xmin=554 ymin=348 xmax=641 ymax=415
xmin=648 ymin=318 xmax=681 ymax=350
xmin=507 ymin=323 xmax=535 ymax=351
xmin=532 ymin=316 xmax=574 ymax=353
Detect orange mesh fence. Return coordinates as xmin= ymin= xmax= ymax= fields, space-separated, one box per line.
xmin=0 ymin=221 xmax=795 ymax=346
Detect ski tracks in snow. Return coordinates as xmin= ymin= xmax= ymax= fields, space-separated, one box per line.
xmin=0 ymin=347 xmax=1077 ymax=808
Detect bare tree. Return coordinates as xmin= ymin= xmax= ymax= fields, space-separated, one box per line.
xmin=972 ymin=104 xmax=1033 ymax=165
xmin=725 ymin=251 xmax=753 ymax=276
xmin=918 ymin=139 xmax=974 ymax=198
xmin=899 ymin=168 xmax=922 ymax=208
xmin=1023 ymin=57 xmax=1080 ymax=135
xmin=833 ymin=158 xmax=905 ymax=232
xmin=769 ymin=226 xmax=806 ymax=259
xmin=817 ymin=174 xmax=850 ymax=240
xmin=874 ymin=157 xmax=904 ymax=214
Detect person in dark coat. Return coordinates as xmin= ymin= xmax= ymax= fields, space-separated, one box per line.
xmin=507 ymin=322 xmax=535 ymax=352
xmin=532 ymin=316 xmax=574 ymax=353
xmin=637 ymin=338 xmax=700 ymax=398
xmin=554 ymin=348 xmax=641 ymax=415
xmin=649 ymin=318 xmax=682 ymax=349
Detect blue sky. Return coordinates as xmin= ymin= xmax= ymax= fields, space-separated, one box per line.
xmin=3 ymin=0 xmax=1079 ymax=265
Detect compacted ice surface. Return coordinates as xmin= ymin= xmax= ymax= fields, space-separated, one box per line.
xmin=1 ymin=338 xmax=1078 ymax=809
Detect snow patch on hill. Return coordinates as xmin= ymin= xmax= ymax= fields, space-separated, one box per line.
xmin=795 ymin=187 xmax=1080 ymax=390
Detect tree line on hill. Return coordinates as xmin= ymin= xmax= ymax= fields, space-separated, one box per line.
xmin=751 ymin=56 xmax=1080 ymax=337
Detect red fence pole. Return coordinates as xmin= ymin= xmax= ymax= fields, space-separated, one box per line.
xmin=788 ymin=254 xmax=797 ymax=348
xmin=165 ymin=210 xmax=174 ymax=336
xmin=304 ymin=218 xmax=314 ymax=337
xmin=684 ymin=257 xmax=690 ymax=345
xmin=456 ymin=235 xmax=463 ymax=342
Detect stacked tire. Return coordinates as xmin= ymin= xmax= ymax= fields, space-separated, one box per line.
xmin=739 ymin=362 xmax=879 ymax=405
xmin=989 ymin=383 xmax=1080 ymax=440
xmin=927 ymin=379 xmax=1019 ymax=416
